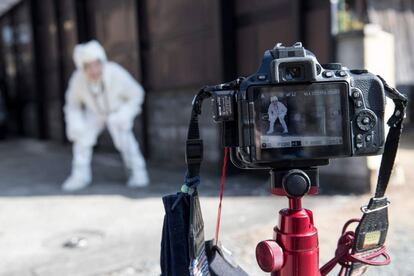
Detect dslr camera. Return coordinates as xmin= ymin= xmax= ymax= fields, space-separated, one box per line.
xmin=211 ymin=42 xmax=385 ymax=169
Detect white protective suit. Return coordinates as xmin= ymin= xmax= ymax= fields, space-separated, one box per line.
xmin=62 ymin=40 xmax=148 ymax=191
xmin=267 ymin=96 xmax=288 ymax=134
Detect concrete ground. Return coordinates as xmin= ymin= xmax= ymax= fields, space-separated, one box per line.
xmin=0 ymin=132 xmax=413 ymax=276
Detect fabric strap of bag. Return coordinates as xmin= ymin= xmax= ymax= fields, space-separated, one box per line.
xmin=189 ymin=190 xmax=210 ymax=276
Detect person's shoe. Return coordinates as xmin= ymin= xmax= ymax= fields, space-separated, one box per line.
xmin=62 ymin=174 xmax=91 ymax=191
xmin=266 ymin=130 xmax=273 ymax=134
xmin=283 ymin=130 xmax=288 ymax=134
xmin=127 ymin=170 xmax=149 ymax=188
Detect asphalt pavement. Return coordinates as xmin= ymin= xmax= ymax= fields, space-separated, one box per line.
xmin=0 ymin=133 xmax=413 ymax=276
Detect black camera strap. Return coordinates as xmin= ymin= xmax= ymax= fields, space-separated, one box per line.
xmin=319 ymin=78 xmax=407 ymax=276
xmin=173 ymin=82 xmax=238 ymax=210
xmin=185 ymin=80 xmax=241 ymax=178
xmin=344 ymin=77 xmax=407 ymax=275
xmin=185 ymin=88 xmax=211 ymax=179
xmin=373 ymin=76 xmax=407 ymax=198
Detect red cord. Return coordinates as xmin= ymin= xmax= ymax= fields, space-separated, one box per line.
xmin=215 ymin=147 xmax=229 ymax=245
xmin=320 ymin=219 xmax=391 ymax=276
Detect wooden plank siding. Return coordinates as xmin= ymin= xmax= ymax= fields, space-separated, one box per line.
xmin=0 ymin=0 xmax=333 ymax=164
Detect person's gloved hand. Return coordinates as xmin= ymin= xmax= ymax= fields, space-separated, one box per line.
xmin=108 ymin=111 xmax=134 ymax=131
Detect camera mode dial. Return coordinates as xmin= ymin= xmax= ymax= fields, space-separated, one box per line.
xmin=321 ymin=63 xmax=342 ymax=70
xmin=356 ymin=110 xmax=377 ymax=131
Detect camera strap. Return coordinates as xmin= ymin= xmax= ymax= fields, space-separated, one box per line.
xmin=185 ymin=89 xmax=209 ymax=178
xmin=185 ymin=80 xmax=241 ymax=179
xmin=372 ymin=76 xmax=407 ymax=198
xmin=347 ymin=77 xmax=407 ymax=274
xmin=322 ymin=77 xmax=407 ymax=276
xmin=353 ymin=77 xmax=407 ymax=248
xmin=182 ymin=81 xmax=249 ymax=276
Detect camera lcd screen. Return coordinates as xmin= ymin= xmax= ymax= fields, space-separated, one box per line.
xmin=250 ymin=82 xmax=351 ymax=161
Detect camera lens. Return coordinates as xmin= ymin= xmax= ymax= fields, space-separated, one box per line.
xmin=285 ymin=66 xmax=302 ymax=80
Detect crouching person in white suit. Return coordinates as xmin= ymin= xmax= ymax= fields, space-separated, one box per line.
xmin=62 ymin=40 xmax=149 ymax=191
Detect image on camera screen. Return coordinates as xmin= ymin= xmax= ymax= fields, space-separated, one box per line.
xmin=254 ymin=83 xmax=345 ymax=150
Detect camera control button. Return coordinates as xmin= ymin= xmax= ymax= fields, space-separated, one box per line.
xmin=350 ymin=69 xmax=368 ymax=74
xmin=356 ymin=134 xmax=363 ymax=140
xmin=366 ymin=135 xmax=372 ymax=142
xmin=322 ymin=63 xmax=342 ymax=70
xmin=323 ymin=71 xmax=334 ymax=78
xmin=356 ymin=110 xmax=377 ymax=131
xmin=356 ymin=143 xmax=363 ymax=149
xmin=352 ymin=89 xmax=361 ymax=98
xmin=336 ymin=70 xmax=347 ymax=77
xmin=258 ymin=75 xmax=267 ymax=81
xmin=355 ymin=100 xmax=363 ymax=108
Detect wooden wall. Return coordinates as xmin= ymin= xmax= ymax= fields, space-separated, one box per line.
xmin=0 ymin=0 xmax=333 ymax=163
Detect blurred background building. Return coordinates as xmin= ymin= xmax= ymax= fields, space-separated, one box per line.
xmin=0 ymin=0 xmax=412 ymax=168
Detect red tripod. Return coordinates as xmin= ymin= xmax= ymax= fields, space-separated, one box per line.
xmin=255 ymin=168 xmax=321 ymax=276
xmin=254 ymin=167 xmax=391 ymax=276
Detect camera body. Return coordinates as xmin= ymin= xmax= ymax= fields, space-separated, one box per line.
xmin=212 ymin=42 xmax=386 ymax=169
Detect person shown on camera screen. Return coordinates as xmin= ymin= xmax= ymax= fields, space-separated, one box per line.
xmin=62 ymin=40 xmax=148 ymax=191
xmin=267 ymin=96 xmax=288 ymax=135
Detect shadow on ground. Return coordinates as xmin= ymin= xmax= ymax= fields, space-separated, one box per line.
xmin=1 ymin=129 xmax=413 ymax=199
xmin=0 ymin=139 xmax=271 ymax=198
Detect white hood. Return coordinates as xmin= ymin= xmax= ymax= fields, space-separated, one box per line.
xmin=73 ymin=40 xmax=107 ymax=69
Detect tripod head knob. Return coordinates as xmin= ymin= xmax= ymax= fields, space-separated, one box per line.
xmin=270 ymin=168 xmax=318 ymax=196
xmin=282 ymin=169 xmax=311 ymax=198
xmin=256 ymin=240 xmax=284 ymax=272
